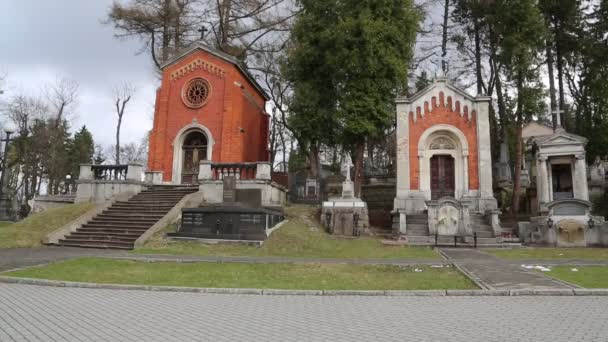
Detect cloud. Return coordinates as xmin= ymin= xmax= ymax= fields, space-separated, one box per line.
xmin=0 ymin=0 xmax=158 ymax=146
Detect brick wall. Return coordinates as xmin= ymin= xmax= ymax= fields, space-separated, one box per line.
xmin=408 ymin=92 xmax=479 ymax=190
xmin=147 ymin=49 xmax=268 ymax=182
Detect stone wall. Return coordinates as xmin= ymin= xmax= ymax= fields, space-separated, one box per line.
xmin=31 ymin=195 xmax=76 ymax=214
xmin=361 ymin=183 xmax=395 ymax=228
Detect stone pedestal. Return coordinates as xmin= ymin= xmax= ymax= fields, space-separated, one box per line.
xmin=322 ymin=179 xmax=370 ymax=236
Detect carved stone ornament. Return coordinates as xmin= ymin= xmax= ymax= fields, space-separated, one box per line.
xmin=430 ymin=137 xmax=455 ymax=150
xmin=182 ymin=78 xmax=211 ymax=108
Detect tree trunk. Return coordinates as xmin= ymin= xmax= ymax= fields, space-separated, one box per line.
xmin=555 ymin=23 xmax=566 ymax=129
xmin=161 ymin=0 xmax=171 ymax=62
xmin=116 ymin=114 xmax=123 ymax=164
xmin=353 ymin=142 xmax=365 ymax=198
xmin=474 ymin=17 xmax=483 ymax=95
xmin=441 ymin=0 xmax=449 ymax=74
xmin=511 ymin=75 xmax=524 ymax=216
xmin=546 ymin=34 xmax=558 ymax=129
xmin=307 ymin=145 xmax=320 ymax=179
xmin=494 ymin=70 xmax=507 ymax=139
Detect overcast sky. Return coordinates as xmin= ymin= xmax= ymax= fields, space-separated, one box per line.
xmin=0 ymin=0 xmax=158 ymax=147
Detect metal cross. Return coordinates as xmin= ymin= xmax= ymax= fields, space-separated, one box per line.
xmin=198 ymin=26 xmax=208 ymax=40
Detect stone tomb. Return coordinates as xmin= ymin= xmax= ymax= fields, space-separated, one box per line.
xmin=170 ymin=175 xmax=284 ymax=242
xmin=322 ymin=161 xmax=369 ymax=236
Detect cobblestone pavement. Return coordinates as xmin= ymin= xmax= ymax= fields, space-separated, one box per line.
xmin=440 ymin=249 xmax=573 ymax=290
xmin=1 ymin=284 xmax=608 ymax=342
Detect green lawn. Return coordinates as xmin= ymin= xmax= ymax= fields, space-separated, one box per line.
xmin=487 ymin=248 xmax=608 ymax=260
xmin=0 ymin=203 xmax=96 ymax=248
xmin=3 ymin=257 xmax=475 ymax=290
xmin=136 ymin=206 xmax=439 ymax=260
xmin=537 ymin=266 xmax=608 ymax=288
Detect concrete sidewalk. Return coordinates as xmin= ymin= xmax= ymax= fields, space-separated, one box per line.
xmin=440 ymin=248 xmax=575 ymax=290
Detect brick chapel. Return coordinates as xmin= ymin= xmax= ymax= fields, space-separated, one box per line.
xmin=393 ymin=79 xmax=498 ymax=233
xmin=147 ymin=44 xmax=270 ymax=184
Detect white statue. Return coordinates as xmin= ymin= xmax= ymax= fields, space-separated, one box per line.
xmin=342 ymin=156 xmax=354 ymax=182
xmin=591 ymin=156 xmax=606 ymax=182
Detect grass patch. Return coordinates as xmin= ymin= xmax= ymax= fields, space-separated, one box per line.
xmin=487 ymin=248 xmax=608 ymax=260
xmin=3 ymin=257 xmax=475 ymax=290
xmin=0 ymin=203 xmax=96 ymax=248
xmin=536 ymin=266 xmax=608 ymax=288
xmin=137 ymin=205 xmax=438 ymax=260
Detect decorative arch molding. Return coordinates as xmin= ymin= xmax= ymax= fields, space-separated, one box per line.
xmin=171 ymin=123 xmax=215 ymax=184
xmin=417 ymin=124 xmax=470 ymax=200
xmin=417 ymin=124 xmax=469 ymax=157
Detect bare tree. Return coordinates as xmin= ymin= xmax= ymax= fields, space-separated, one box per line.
xmin=112 ymin=82 xmax=136 ymax=164
xmin=44 ymin=77 xmax=79 ymax=125
xmin=106 ymin=0 xmax=298 ymax=70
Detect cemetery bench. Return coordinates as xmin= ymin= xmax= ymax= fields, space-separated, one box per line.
xmin=434 ymin=232 xmax=478 ymax=248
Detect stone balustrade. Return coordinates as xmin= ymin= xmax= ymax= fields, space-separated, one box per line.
xmin=75 ymin=163 xmax=145 ymax=203
xmin=198 ymin=161 xmax=271 ymax=181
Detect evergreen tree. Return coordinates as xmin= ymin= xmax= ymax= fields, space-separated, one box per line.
xmin=490 ymin=0 xmax=547 ymax=215
xmin=286 ymin=0 xmax=420 ymax=195
xmin=69 ymin=126 xmax=95 ymax=178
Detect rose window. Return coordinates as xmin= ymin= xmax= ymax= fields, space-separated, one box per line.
xmin=182 ymin=78 xmax=210 ymax=108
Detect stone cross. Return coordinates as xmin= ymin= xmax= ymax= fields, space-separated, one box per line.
xmin=552 ymin=107 xmax=565 ymax=132
xmin=198 ymin=26 xmax=209 ymax=40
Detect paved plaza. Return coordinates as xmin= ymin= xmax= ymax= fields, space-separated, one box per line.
xmin=1 ymin=283 xmax=608 ymax=342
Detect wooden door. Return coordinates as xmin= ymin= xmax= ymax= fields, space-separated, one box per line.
xmin=430 ymin=155 xmax=455 ymax=200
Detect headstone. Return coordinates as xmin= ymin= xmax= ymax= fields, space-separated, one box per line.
xmin=494 ymin=142 xmax=513 ymax=183
xmin=590 ymin=156 xmax=606 ymax=183
xmin=223 ymin=176 xmax=236 ymax=204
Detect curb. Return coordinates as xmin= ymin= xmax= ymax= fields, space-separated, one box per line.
xmin=1 ymin=276 xmax=608 ymax=296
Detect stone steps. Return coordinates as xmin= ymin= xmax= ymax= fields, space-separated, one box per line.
xmin=56 ymin=186 xmax=198 ymax=250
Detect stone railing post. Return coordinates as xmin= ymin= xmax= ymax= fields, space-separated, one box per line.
xmin=144 ymin=171 xmax=164 ymax=185
xmin=255 ymin=162 xmax=272 ymax=180
xmin=126 ymin=163 xmax=143 ymax=181
xmin=79 ymin=164 xmax=94 ymax=180
xmin=198 ymin=160 xmax=213 ymax=181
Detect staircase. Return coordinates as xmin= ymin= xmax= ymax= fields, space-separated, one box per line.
xmin=469 ymin=213 xmax=500 ymax=245
xmin=406 ymin=213 xmax=430 ymax=244
xmin=57 ymin=185 xmax=198 ymax=249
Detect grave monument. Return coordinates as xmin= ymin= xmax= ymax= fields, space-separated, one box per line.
xmin=322 ymin=157 xmax=369 ymax=236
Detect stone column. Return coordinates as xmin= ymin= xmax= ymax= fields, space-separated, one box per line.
xmin=537 ymin=156 xmax=550 ymax=204
xmin=475 ymin=96 xmax=494 ymax=198
xmin=462 ymin=153 xmax=469 ymax=197
xmin=574 ymin=154 xmax=589 ymax=201
xmin=395 ymin=103 xmax=410 ymax=199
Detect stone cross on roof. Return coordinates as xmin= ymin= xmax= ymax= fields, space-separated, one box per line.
xmin=198 ymin=26 xmax=208 ymax=40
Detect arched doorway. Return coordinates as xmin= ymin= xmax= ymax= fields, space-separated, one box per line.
xmin=181 ymin=131 xmax=208 ymax=184
xmin=417 ymin=125 xmax=470 ymax=200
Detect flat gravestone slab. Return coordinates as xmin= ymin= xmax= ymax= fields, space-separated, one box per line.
xmin=236 ymin=189 xmax=262 ymax=208
xmin=223 ymin=176 xmax=236 ymax=203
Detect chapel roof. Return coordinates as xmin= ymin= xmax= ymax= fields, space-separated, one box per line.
xmin=161 ymin=43 xmax=270 ymax=100
xmin=396 ymin=78 xmax=487 ymax=104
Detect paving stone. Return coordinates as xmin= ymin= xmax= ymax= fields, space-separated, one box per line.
xmin=1 ymin=284 xmax=608 ymax=341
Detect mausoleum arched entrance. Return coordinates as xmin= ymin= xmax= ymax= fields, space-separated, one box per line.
xmin=171 ymin=124 xmax=214 ymax=184
xmin=418 ymin=125 xmax=469 ymax=200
